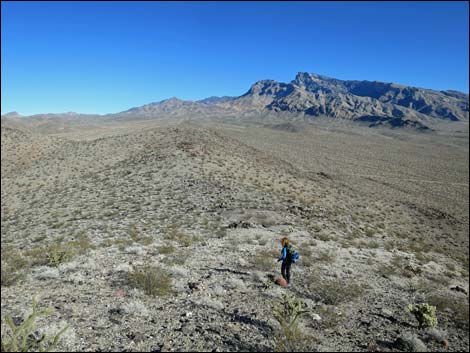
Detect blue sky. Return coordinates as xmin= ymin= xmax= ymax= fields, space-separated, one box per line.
xmin=1 ymin=1 xmax=469 ymax=115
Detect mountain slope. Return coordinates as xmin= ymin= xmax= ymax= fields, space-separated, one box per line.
xmin=3 ymin=72 xmax=468 ymax=130
xmin=221 ymin=73 xmax=469 ymax=127
xmin=111 ymin=97 xmax=233 ymax=119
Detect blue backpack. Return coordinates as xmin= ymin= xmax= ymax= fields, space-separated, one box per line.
xmin=287 ymin=246 xmax=300 ymax=264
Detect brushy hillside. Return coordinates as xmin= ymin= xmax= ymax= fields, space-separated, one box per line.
xmin=1 ymin=120 xmax=468 ymax=352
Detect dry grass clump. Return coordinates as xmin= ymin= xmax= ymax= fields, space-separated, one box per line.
xmin=128 ymin=264 xmax=173 ymax=297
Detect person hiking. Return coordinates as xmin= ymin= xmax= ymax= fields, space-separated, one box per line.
xmin=277 ymin=237 xmax=296 ymax=285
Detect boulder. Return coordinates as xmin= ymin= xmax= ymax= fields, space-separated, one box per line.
xmin=275 ymin=277 xmax=289 ymax=288
xmin=393 ymin=333 xmax=427 ymax=352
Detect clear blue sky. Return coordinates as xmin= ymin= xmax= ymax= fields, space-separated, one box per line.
xmin=1 ymin=1 xmax=469 ymax=115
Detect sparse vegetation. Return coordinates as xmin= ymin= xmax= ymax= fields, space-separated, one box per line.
xmin=158 ymin=245 xmax=175 ymax=255
xmin=1 ymin=118 xmax=468 ymax=351
xmin=45 ymin=243 xmax=74 ymax=267
xmin=317 ymin=305 xmax=345 ymax=329
xmin=1 ymin=248 xmax=28 ymax=287
xmin=309 ymin=274 xmax=366 ymax=305
xmin=252 ymin=250 xmax=277 ymax=271
xmin=427 ymin=293 xmax=469 ymax=329
xmin=315 ymin=250 xmax=336 ymax=263
xmin=128 ymin=264 xmax=173 ymax=296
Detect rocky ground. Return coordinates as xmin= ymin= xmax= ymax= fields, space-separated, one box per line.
xmin=1 ymin=119 xmax=469 ymax=352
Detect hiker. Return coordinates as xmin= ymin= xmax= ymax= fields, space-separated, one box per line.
xmin=277 ymin=236 xmax=295 ymax=285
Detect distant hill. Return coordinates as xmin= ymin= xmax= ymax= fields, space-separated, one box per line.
xmin=198 ymin=96 xmax=236 ymax=104
xmin=110 ymin=73 xmax=469 ymax=128
xmin=3 ymin=72 xmax=468 ymax=130
xmin=2 ymin=111 xmax=22 ymax=118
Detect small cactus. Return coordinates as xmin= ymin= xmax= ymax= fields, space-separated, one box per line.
xmin=1 ymin=298 xmax=68 ymax=352
xmin=272 ymin=294 xmax=312 ymax=352
xmin=273 ymin=294 xmax=310 ymax=329
xmin=406 ymin=303 xmax=438 ymax=329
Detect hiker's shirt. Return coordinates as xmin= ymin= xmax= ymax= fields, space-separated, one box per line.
xmin=279 ymin=246 xmax=291 ymax=264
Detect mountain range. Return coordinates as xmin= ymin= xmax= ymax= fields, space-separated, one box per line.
xmin=3 ymin=72 xmax=469 ymax=130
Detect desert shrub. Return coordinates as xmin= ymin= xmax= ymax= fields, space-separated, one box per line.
xmin=158 ymin=245 xmax=175 ymax=255
xmin=32 ymin=235 xmax=47 ymax=243
xmin=25 ymin=236 xmax=96 ymax=268
xmin=301 ymin=247 xmax=312 ymax=259
xmin=252 ymin=250 xmax=276 ymax=272
xmin=1 ymin=298 xmax=68 ymax=352
xmin=99 ymin=238 xmax=133 ymax=249
xmin=310 ymin=224 xmax=322 ymax=233
xmin=316 ymin=305 xmax=345 ymax=329
xmin=1 ymin=262 xmax=25 ymax=287
xmin=1 ymin=249 xmax=28 ymax=287
xmin=191 ymin=235 xmax=205 ymax=244
xmin=258 ymin=238 xmax=268 ymax=246
xmin=128 ymin=265 xmax=173 ymax=297
xmin=315 ymin=250 xmax=335 ymax=263
xmin=164 ymin=226 xmax=193 ymax=246
xmin=317 ymin=232 xmax=331 ymax=242
xmin=349 ymin=229 xmax=362 ymax=239
xmin=272 ymin=294 xmax=314 ymax=352
xmin=366 ymin=240 xmax=380 ymax=249
xmin=407 ymin=239 xmax=434 ymax=254
xmin=377 ymin=254 xmax=411 ymax=278
xmin=160 ymin=255 xmax=186 ymax=266
xmin=406 ymin=303 xmax=438 ymax=329
xmin=68 ymin=235 xmax=95 ymax=254
xmin=176 ymin=233 xmax=193 ymax=247
xmin=45 ymin=244 xmax=73 ymax=268
xmin=128 ymin=224 xmax=154 ymax=245
xmin=309 ymin=275 xmax=365 ymax=305
xmin=414 ymin=251 xmax=430 ymax=264
xmin=427 ymin=294 xmax=469 ymax=329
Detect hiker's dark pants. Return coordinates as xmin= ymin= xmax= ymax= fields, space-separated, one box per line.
xmin=281 ymin=261 xmax=291 ymax=284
